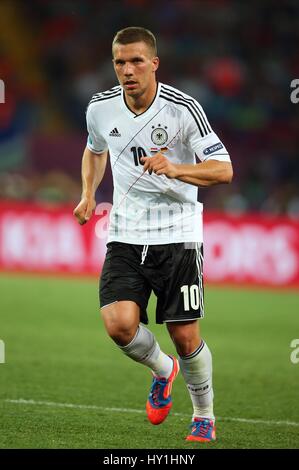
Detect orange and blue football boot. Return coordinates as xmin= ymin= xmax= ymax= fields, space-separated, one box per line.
xmin=186 ymin=417 xmax=216 ymax=442
xmin=146 ymin=355 xmax=180 ymax=425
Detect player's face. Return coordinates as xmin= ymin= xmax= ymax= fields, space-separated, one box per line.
xmin=113 ymin=42 xmax=159 ymax=98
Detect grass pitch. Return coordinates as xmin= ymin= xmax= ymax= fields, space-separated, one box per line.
xmin=0 ymin=273 xmax=298 ymax=449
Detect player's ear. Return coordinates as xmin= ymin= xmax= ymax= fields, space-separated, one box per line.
xmin=152 ymin=56 xmax=159 ymax=72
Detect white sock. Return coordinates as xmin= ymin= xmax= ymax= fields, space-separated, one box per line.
xmin=119 ymin=325 xmax=173 ymax=378
xmin=179 ymin=340 xmax=215 ymax=421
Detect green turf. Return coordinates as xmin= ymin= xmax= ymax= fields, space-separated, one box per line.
xmin=0 ymin=273 xmax=298 ymax=449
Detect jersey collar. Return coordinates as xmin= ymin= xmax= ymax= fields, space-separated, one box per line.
xmin=121 ymin=82 xmax=161 ymax=119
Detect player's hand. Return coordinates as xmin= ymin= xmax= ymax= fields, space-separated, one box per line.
xmin=73 ymin=196 xmax=96 ymax=225
xmin=140 ymin=153 xmax=178 ymax=179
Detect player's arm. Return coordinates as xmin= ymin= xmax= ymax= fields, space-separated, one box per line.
xmin=73 ymin=147 xmax=107 ymax=225
xmin=171 ymin=158 xmax=233 ymax=187
xmin=141 ymin=153 xmax=233 ymax=187
xmin=141 ymin=99 xmax=233 ymax=187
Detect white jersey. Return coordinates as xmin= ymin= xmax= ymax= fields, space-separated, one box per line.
xmin=86 ymin=82 xmax=231 ymax=245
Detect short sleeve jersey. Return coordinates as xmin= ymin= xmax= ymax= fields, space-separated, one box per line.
xmin=86 ymin=82 xmax=231 ymax=244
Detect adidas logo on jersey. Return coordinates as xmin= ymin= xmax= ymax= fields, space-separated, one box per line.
xmin=109 ymin=128 xmax=121 ymax=137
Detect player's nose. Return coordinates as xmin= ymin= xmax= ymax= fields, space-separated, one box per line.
xmin=124 ymin=63 xmax=134 ymax=75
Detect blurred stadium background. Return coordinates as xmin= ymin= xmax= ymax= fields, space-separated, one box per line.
xmin=0 ymin=0 xmax=298 ymax=449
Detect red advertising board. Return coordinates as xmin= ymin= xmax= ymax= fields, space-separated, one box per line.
xmin=203 ymin=212 xmax=299 ymax=287
xmin=0 ymin=201 xmax=298 ymax=287
xmin=0 ymin=201 xmax=107 ymax=276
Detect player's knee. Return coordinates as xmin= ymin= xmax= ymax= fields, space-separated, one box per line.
xmin=173 ymin=337 xmax=196 ymax=356
xmin=168 ymin=329 xmax=201 ymax=356
xmin=101 ymin=302 xmax=140 ymax=346
xmin=109 ymin=327 xmax=137 ymax=346
xmin=106 ymin=322 xmax=137 ymax=346
xmin=177 ymin=343 xmax=197 ymax=357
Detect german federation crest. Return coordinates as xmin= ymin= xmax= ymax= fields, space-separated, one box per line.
xmin=151 ymin=126 xmax=168 ymax=146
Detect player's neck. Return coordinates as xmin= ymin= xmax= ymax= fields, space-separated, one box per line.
xmin=124 ymin=81 xmax=158 ymax=115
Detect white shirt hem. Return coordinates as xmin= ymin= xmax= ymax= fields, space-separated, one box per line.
xmin=107 ymin=235 xmax=203 ymax=245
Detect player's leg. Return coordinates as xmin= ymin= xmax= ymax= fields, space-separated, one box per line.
xmin=154 ymin=242 xmax=215 ymax=441
xmin=101 ymin=300 xmax=173 ymax=378
xmin=166 ymin=320 xmax=216 ymax=442
xmin=101 ymin=300 xmax=139 ymax=346
xmin=100 ymin=242 xmax=179 ymax=425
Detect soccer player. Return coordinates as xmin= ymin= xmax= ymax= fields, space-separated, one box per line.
xmin=74 ymin=27 xmax=233 ymax=442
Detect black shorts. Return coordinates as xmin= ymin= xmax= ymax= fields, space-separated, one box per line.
xmin=100 ymin=242 xmax=205 ymax=324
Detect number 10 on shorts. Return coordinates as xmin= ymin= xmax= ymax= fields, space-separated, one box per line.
xmin=181 ymin=285 xmax=200 ymax=311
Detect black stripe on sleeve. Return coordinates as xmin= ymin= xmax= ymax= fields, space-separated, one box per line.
xmin=160 ymin=93 xmax=205 ymax=137
xmin=205 ymin=153 xmax=229 ymax=156
xmin=99 ymin=86 xmax=121 ymax=97
xmin=91 ymin=86 xmax=121 ymax=100
xmin=161 ymin=85 xmax=212 ymax=134
xmin=88 ymin=92 xmax=121 ymax=106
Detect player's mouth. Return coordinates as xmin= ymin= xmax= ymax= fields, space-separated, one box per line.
xmin=124 ymin=80 xmax=138 ymax=89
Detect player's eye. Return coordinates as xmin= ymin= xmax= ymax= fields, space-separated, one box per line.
xmin=132 ymin=58 xmax=143 ymax=63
